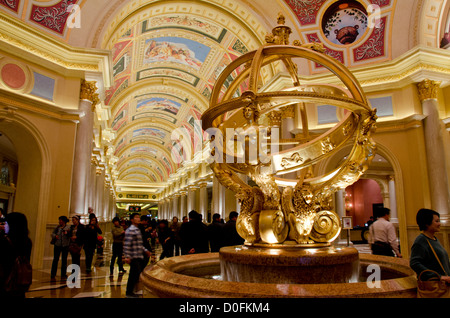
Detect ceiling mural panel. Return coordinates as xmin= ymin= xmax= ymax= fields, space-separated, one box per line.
xmin=0 ymin=0 xmax=416 ymax=198
xmin=141 ymin=15 xmax=228 ymax=43
xmin=142 ymin=37 xmax=210 ymax=70
xmin=352 ymin=15 xmax=387 ymax=62
xmin=30 ymin=0 xmax=79 ymax=35
xmin=0 ymin=0 xmax=20 ymax=12
xmin=101 ymin=3 xmax=267 ymax=188
xmin=285 ymin=0 xmax=328 ymax=26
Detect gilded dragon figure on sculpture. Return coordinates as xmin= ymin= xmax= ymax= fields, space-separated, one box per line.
xmin=202 ymin=13 xmax=377 ymax=247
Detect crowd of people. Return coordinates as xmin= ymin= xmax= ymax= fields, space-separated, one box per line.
xmin=45 ymin=209 xmax=243 ymax=278
xmin=49 ymin=213 xmax=103 ymax=280
xmin=45 ymin=208 xmax=245 ymax=297
xmin=109 ymin=209 xmax=244 ymax=297
xmin=1 ymin=206 xmax=449 ymax=298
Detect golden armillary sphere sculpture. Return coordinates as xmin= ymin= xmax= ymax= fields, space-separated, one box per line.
xmin=201 ymin=13 xmax=377 ymax=246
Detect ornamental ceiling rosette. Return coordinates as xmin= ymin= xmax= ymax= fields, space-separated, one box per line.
xmin=284 ymin=0 xmax=394 ymax=71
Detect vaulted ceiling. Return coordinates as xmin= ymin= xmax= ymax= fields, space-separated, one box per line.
xmin=1 ymin=0 xmax=448 ymax=202
xmin=101 ymin=1 xmax=279 ymax=193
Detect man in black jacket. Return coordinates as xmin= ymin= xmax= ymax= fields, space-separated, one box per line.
xmin=207 ymin=213 xmax=224 ymax=252
xmin=179 ymin=210 xmax=209 ymax=255
xmin=223 ymin=211 xmax=244 ymax=247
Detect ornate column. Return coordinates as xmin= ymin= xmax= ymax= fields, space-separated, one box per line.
xmin=198 ymin=183 xmax=208 ymax=221
xmin=335 ymin=189 xmax=347 ymax=245
xmin=179 ymin=192 xmax=187 ymax=218
xmin=166 ymin=195 xmax=173 ymax=219
xmin=281 ymin=105 xmax=297 ymax=179
xmin=158 ymin=198 xmax=167 ymax=219
xmin=69 ymin=80 xmax=99 ymax=217
xmin=388 ymin=176 xmax=398 ymax=224
xmin=172 ymin=194 xmax=180 ymax=220
xmin=335 ymin=189 xmax=345 ymax=219
xmin=87 ymin=158 xmax=97 ymax=212
xmin=103 ymin=181 xmax=111 ymax=222
xmin=417 ymin=79 xmax=450 ymax=221
xmin=95 ymin=166 xmax=105 ymax=222
xmin=158 ymin=200 xmax=164 ymax=219
xmin=165 ymin=198 xmax=170 ymax=219
xmin=268 ymin=110 xmax=282 ymax=128
xmin=187 ymin=186 xmax=196 ymax=212
xmin=281 ymin=105 xmax=295 ymax=142
xmin=212 ymin=176 xmax=225 ymax=218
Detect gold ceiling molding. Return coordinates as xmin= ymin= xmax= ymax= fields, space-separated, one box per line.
xmin=0 ymin=89 xmax=81 ymax=122
xmin=119 ymin=169 xmax=155 ymax=182
xmin=0 ymin=11 xmax=112 ymax=86
xmin=115 ymin=141 xmax=176 ymax=173
xmin=109 ymin=78 xmax=209 ymax=114
xmin=100 ymin=0 xmax=267 ymax=50
xmin=116 ymin=154 xmax=170 ymax=178
xmin=113 ymin=116 xmax=178 ymax=143
xmin=162 ymin=172 xmax=213 ymax=200
xmin=298 ymin=46 xmax=450 ymax=91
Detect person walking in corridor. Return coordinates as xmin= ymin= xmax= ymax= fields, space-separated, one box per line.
xmin=124 ymin=213 xmax=151 ymax=298
xmin=84 ymin=216 xmax=102 ymax=274
xmin=110 ymin=217 xmax=126 ymax=276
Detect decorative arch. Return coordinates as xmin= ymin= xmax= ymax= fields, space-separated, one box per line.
xmin=317 ymin=139 xmax=408 ymax=256
xmin=416 ymin=0 xmax=449 ymax=48
xmin=0 ymin=108 xmax=52 ymax=268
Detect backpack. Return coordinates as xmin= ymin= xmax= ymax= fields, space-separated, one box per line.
xmin=5 ymin=238 xmax=32 ymax=293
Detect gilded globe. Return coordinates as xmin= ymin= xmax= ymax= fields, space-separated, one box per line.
xmin=201 ymin=14 xmax=377 ymax=246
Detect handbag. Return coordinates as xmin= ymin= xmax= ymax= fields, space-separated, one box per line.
xmin=69 ymin=242 xmax=82 ymax=255
xmin=417 ymin=240 xmax=450 ymax=298
xmin=417 ymin=270 xmax=450 ymax=298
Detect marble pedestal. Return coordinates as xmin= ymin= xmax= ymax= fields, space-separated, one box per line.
xmin=220 ymin=245 xmax=359 ymax=284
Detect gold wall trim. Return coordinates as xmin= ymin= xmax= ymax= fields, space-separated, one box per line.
xmin=0 ymin=90 xmax=81 ymax=122
xmin=0 ymin=11 xmax=112 ymax=86
xmin=298 ymin=46 xmax=450 ymax=91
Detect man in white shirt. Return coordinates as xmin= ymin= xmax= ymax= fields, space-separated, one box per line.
xmin=368 ymin=208 xmax=402 ymax=258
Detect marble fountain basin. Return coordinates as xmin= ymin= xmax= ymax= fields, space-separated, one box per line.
xmin=141 ymin=246 xmax=417 ymax=298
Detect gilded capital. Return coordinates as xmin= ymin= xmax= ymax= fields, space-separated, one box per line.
xmin=80 ymin=79 xmax=100 ymax=107
xmin=417 ymin=79 xmax=440 ymax=102
xmin=281 ymin=105 xmax=295 ymax=118
xmin=268 ymin=111 xmax=282 ymax=126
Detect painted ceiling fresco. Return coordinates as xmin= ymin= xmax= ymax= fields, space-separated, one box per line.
xmin=104 ymin=0 xmax=396 ymax=184
xmin=106 ymin=11 xmax=252 ymax=183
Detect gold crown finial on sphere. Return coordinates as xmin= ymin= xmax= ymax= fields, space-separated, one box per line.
xmin=201 ymin=15 xmax=377 ymax=247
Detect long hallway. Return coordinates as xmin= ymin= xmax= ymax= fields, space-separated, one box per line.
xmin=25 ymin=240 xmax=372 ymax=299
xmin=26 ymin=238 xmax=162 ymax=299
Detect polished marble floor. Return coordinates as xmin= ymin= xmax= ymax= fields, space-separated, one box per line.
xmin=26 ymin=239 xmax=372 ymax=299
xmin=26 ymin=239 xmax=161 ymax=299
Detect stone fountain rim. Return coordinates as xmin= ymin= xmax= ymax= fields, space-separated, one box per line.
xmin=219 ymin=245 xmax=360 ymax=267
xmin=141 ymin=252 xmax=418 ymax=298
